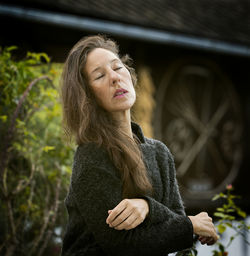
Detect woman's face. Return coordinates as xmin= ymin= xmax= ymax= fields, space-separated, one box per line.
xmin=85 ymin=48 xmax=136 ymax=114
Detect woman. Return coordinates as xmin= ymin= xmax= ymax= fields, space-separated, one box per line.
xmin=61 ymin=35 xmax=218 ymax=256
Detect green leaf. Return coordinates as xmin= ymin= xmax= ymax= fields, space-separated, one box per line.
xmin=212 ymin=250 xmax=220 ymax=256
xmin=6 ymin=46 xmax=17 ymax=52
xmin=237 ymin=209 xmax=246 ymax=218
xmin=0 ymin=115 xmax=7 ymax=122
xmin=214 ymin=212 xmax=227 ymax=219
xmin=212 ymin=194 xmax=220 ymax=201
xmin=217 ymin=207 xmax=225 ymax=212
xmin=42 ymin=146 xmax=55 ymax=152
xmin=40 ymin=53 xmax=50 ymax=63
xmin=219 ymin=243 xmax=225 ymax=252
xmin=225 ymin=222 xmax=232 ymax=228
xmin=228 ymin=215 xmax=235 ymax=221
xmin=217 ymin=224 xmax=226 ymax=234
xmin=226 ymin=209 xmax=235 ymax=213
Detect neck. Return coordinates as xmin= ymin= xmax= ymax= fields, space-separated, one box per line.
xmin=112 ymin=110 xmax=133 ymax=139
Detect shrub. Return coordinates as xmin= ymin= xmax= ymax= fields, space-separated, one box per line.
xmin=0 ymin=46 xmax=73 ymax=255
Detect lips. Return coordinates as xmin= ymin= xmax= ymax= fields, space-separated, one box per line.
xmin=113 ymin=88 xmax=128 ymax=98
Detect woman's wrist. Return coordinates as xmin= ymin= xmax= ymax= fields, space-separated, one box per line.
xmin=187 ymin=215 xmax=197 ymax=234
xmin=142 ymin=198 xmax=149 ymax=217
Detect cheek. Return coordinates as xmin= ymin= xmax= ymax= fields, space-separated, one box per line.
xmin=130 ymin=85 xmax=136 ymax=97
xmin=123 ymin=70 xmax=134 ymax=88
xmin=123 ymin=72 xmax=136 ymax=103
xmin=127 ymin=74 xmax=136 ymax=98
xmin=93 ymin=87 xmax=103 ymax=98
xmin=91 ymin=86 xmax=110 ymax=107
xmin=131 ymin=88 xmax=136 ymax=104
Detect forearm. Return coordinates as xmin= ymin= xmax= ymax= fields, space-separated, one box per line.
xmin=71 ymin=167 xmax=193 ymax=256
xmin=101 ymin=214 xmax=193 ymax=256
xmin=73 ymin=194 xmax=193 ymax=256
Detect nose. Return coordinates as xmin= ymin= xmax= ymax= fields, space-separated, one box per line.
xmin=109 ymin=69 xmax=121 ymax=86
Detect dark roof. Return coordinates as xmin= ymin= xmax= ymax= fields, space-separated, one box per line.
xmin=2 ymin=0 xmax=250 ymax=46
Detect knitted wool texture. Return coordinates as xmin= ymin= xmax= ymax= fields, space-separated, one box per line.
xmin=61 ymin=122 xmax=193 ymax=256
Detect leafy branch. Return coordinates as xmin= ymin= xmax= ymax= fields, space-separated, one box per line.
xmin=185 ymin=185 xmax=249 ymax=256
xmin=211 ymin=185 xmax=250 ymax=256
xmin=0 ymin=46 xmax=73 ymax=255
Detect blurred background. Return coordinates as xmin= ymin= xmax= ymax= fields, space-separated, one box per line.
xmin=0 ymin=0 xmax=249 ymax=255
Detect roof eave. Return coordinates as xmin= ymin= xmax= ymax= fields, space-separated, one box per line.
xmin=1 ymin=4 xmax=250 ymax=57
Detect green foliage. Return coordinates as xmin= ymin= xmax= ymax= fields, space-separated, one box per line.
xmin=186 ymin=185 xmax=249 ymax=256
xmin=0 ymin=46 xmax=74 ymax=255
xmin=211 ymin=185 xmax=250 ymax=256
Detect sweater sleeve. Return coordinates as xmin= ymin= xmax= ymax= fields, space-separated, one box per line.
xmin=70 ymin=149 xmax=193 ymax=256
xmin=140 ymin=140 xmax=189 ymax=225
xmin=166 ymin=148 xmax=187 ymax=215
xmin=158 ymin=141 xmax=187 ymax=215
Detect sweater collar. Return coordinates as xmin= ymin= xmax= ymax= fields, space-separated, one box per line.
xmin=131 ymin=122 xmax=146 ymax=144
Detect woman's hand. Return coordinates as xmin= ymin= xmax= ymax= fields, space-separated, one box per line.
xmin=106 ymin=198 xmax=149 ymax=230
xmin=188 ymin=212 xmax=219 ymax=246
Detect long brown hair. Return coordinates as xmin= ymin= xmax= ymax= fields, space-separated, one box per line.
xmin=61 ymin=35 xmax=152 ymax=198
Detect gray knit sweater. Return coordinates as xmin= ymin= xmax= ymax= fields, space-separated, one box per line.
xmin=61 ymin=122 xmax=193 ymax=256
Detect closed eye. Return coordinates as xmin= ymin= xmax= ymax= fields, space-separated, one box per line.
xmin=95 ymin=74 xmax=104 ymax=80
xmin=114 ymin=66 xmax=123 ymax=71
xmin=94 ymin=66 xmax=122 ymax=80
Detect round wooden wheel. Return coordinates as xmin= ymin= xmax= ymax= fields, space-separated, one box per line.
xmin=154 ymin=59 xmax=243 ymax=199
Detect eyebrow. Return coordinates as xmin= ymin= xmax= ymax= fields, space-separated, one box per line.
xmin=90 ymin=58 xmax=120 ymax=74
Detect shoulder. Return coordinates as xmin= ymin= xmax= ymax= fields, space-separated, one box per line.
xmin=145 ymin=137 xmax=173 ymax=158
xmin=72 ymin=143 xmax=118 ymax=181
xmin=144 ymin=137 xmax=176 ymax=170
xmin=68 ymin=144 xmax=122 ymax=203
xmin=74 ymin=142 xmax=110 ymax=167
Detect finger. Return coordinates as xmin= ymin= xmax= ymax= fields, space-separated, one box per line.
xmin=198 ymin=236 xmax=204 ymax=241
xmin=206 ymin=237 xmax=216 ymax=246
xmin=199 ymin=236 xmax=211 ymax=243
xmin=106 ymin=207 xmax=125 ymax=226
xmin=115 ymin=212 xmax=144 ymax=230
xmin=202 ymin=231 xmax=218 ymax=245
xmin=114 ymin=213 xmax=137 ymax=230
xmin=111 ymin=207 xmax=133 ymax=228
xmin=199 ymin=236 xmax=208 ymax=245
xmin=124 ymin=215 xmax=144 ymax=230
xmin=209 ymin=226 xmax=219 ymax=242
xmin=213 ymin=233 xmax=220 ymax=242
xmin=106 ymin=201 xmax=127 ymax=224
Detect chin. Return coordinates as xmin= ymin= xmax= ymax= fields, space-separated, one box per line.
xmin=104 ymin=99 xmax=136 ymax=113
xmin=109 ymin=104 xmax=133 ymax=113
xmin=120 ymin=102 xmax=135 ymax=110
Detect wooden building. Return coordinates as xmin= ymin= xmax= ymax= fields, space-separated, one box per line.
xmin=1 ymin=0 xmax=250 ymax=214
